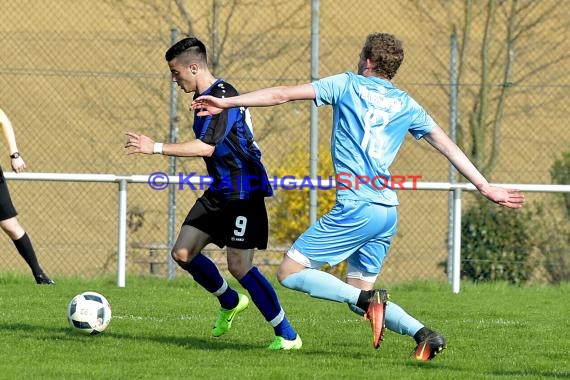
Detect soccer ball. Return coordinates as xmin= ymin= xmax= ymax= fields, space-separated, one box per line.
xmin=67 ymin=291 xmax=112 ymax=335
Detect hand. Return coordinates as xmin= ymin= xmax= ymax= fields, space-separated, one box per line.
xmin=124 ymin=131 xmax=155 ymax=155
xmin=11 ymin=157 xmax=26 ymax=173
xmin=478 ymin=185 xmax=525 ymax=209
xmin=190 ymin=95 xmax=225 ymax=117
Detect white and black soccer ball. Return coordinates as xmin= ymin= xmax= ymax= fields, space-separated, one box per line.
xmin=67 ymin=291 xmax=112 ymax=335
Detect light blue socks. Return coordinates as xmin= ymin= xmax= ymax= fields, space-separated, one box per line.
xmin=349 ymin=301 xmax=423 ymax=337
xmin=281 ymin=269 xmax=423 ymax=337
xmin=280 ymin=269 xmax=361 ymax=304
xmin=384 ymin=302 xmax=424 ymax=336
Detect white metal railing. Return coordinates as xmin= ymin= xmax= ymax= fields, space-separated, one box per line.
xmin=6 ymin=172 xmax=570 ymax=292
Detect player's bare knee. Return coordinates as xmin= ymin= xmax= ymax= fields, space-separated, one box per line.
xmin=227 ymin=263 xmax=249 ymax=280
xmin=171 ymin=247 xmax=190 ymax=263
xmin=0 ymin=218 xmax=24 ymax=240
xmin=277 ymin=255 xmax=304 ymax=284
xmin=2 ymin=227 xmax=20 ymax=240
xmin=276 ymin=265 xmax=289 ymax=284
xmin=226 ymin=248 xmax=253 ymax=280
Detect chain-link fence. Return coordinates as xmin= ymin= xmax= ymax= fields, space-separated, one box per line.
xmin=1 ymin=1 xmax=568 ymax=285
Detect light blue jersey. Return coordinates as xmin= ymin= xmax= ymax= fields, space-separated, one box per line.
xmin=291 ymin=72 xmax=437 ymax=274
xmin=312 ymin=72 xmax=436 ymax=205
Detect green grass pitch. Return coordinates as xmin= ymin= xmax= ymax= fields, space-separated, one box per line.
xmin=0 ymin=274 xmax=568 ymax=379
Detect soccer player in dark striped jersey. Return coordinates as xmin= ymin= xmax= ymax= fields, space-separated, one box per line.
xmin=125 ymin=37 xmax=300 ymax=350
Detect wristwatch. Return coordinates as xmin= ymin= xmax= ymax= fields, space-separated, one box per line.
xmin=10 ymin=152 xmax=20 ymax=159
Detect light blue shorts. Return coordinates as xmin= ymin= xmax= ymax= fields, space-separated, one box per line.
xmin=291 ymin=199 xmax=397 ymax=275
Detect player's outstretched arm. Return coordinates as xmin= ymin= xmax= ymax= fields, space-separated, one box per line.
xmin=424 ymin=126 xmax=525 ymax=209
xmin=191 ymin=84 xmax=315 ymax=116
xmin=124 ymin=131 xmax=214 ymax=157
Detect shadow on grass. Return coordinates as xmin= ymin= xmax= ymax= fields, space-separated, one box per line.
xmin=0 ymin=322 xmax=290 ymax=352
xmin=401 ymin=356 xmax=569 ymax=379
xmin=488 ymin=369 xmax=570 ymax=378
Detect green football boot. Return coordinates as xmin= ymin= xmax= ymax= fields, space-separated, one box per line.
xmin=212 ymin=293 xmax=249 ymax=337
xmin=267 ymin=335 xmax=303 ymax=350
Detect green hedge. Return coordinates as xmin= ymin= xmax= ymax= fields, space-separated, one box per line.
xmin=461 ymin=200 xmax=533 ymax=284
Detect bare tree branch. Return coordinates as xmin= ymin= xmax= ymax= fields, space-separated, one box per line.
xmin=407 ymin=0 xmax=569 ymax=178
xmin=486 ymin=0 xmax=517 ymax=176
xmin=175 ymin=0 xmax=194 ymax=36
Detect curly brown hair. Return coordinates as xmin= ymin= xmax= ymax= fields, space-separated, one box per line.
xmin=362 ymin=33 xmax=404 ymax=80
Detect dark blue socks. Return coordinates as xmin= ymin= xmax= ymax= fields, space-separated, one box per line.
xmin=239 ymin=267 xmax=297 ymax=340
xmin=179 ymin=253 xmax=239 ymax=310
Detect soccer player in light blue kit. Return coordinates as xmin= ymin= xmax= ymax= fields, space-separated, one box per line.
xmin=192 ymin=33 xmax=525 ymax=360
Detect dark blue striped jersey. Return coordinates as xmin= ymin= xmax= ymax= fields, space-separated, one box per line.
xmin=193 ymin=79 xmax=273 ymax=200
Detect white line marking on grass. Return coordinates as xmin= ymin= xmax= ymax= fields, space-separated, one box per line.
xmin=113 ymin=314 xmax=207 ymax=322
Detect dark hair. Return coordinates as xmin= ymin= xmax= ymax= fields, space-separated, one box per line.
xmin=165 ymin=37 xmax=207 ymax=63
xmin=362 ymin=33 xmax=404 ymax=80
